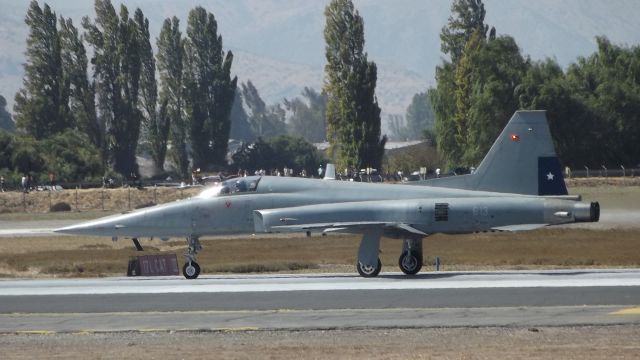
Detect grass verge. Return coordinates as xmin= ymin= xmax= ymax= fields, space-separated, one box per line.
xmin=0 ymin=228 xmax=638 ymax=278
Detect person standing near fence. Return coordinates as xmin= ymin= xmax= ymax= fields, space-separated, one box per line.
xmin=0 ymin=175 xmax=5 ymax=192
xmin=21 ymin=175 xmax=27 ymax=193
xmin=49 ymin=172 xmax=56 ymax=191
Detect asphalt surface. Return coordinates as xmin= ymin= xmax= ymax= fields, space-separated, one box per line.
xmin=1 ymin=270 xmax=639 ymax=333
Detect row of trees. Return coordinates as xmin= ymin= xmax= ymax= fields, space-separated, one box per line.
xmin=431 ymin=0 xmax=640 ymax=169
xmin=11 ymin=0 xmax=237 ymax=180
xmin=9 ymin=0 xmax=638 ymax=182
xmin=8 ymin=0 xmax=383 ymax=181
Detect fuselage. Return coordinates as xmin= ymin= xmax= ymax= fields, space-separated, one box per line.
xmin=55 ymin=175 xmax=599 ymax=239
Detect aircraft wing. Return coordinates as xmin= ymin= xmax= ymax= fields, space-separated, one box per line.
xmin=253 ymin=202 xmax=428 ymax=237
xmin=491 ymin=224 xmax=548 ymax=231
xmin=268 ymin=221 xmax=427 ymax=236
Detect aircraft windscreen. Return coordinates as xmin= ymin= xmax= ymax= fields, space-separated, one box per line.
xmin=197 ymin=176 xmax=261 ymax=198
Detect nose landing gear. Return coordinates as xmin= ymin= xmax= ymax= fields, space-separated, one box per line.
xmin=183 ymin=235 xmax=202 ymax=279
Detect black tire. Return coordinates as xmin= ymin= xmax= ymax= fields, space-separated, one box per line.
xmin=182 ymin=261 xmax=201 ymax=279
xmin=398 ymin=251 xmax=422 ymax=275
xmin=357 ymin=258 xmax=382 ymax=277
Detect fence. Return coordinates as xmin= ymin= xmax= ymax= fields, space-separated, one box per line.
xmin=1 ymin=166 xmax=638 ymax=214
xmin=0 ymin=185 xmax=201 ymax=214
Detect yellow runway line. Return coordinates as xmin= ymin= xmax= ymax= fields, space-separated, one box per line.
xmin=609 ymin=307 xmax=640 ymax=315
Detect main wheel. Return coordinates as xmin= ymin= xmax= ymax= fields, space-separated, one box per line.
xmin=357 ymin=258 xmax=382 ymax=277
xmin=398 ymin=251 xmax=422 ymax=275
xmin=182 ymin=261 xmax=201 ymax=279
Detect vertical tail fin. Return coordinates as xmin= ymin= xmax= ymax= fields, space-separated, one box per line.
xmin=421 ymin=111 xmax=568 ymax=195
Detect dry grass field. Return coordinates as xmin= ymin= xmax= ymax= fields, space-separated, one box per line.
xmin=0 ymin=228 xmax=638 ymax=278
xmin=0 ymin=178 xmax=638 ymax=278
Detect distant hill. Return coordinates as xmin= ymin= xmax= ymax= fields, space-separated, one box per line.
xmin=1 ymin=0 xmax=639 ymax=131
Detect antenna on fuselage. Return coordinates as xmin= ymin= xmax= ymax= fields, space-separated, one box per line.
xmin=323 ymin=164 xmax=336 ymax=180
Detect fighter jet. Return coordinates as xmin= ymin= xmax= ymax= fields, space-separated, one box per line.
xmin=56 ymin=111 xmax=599 ymax=279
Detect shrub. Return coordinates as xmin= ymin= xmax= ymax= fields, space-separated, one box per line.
xmin=50 ymin=202 xmax=72 ymax=212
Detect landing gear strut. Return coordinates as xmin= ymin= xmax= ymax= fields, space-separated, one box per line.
xmin=398 ymin=238 xmax=423 ymax=275
xmin=356 ymin=228 xmax=383 ymax=278
xmin=183 ymin=235 xmax=202 ymax=279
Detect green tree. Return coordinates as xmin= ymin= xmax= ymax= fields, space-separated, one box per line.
xmin=389 ymin=92 xmax=436 ymax=141
xmin=183 ymin=6 xmax=237 ymax=170
xmin=0 ymin=95 xmax=15 ymax=132
xmin=58 ymin=16 xmax=103 ymax=162
xmin=432 ymin=0 xmax=490 ymax=167
xmin=157 ymin=17 xmax=188 ymax=178
xmin=135 ymin=9 xmax=168 ymax=174
xmin=11 ymin=135 xmax=45 ymax=176
xmin=323 ymin=0 xmax=386 ymax=171
xmin=42 ymin=130 xmax=103 ymax=182
xmin=229 ymin=90 xmax=253 ymax=142
xmin=387 ymin=114 xmax=408 ymax=141
xmin=459 ymin=34 xmax=527 ymax=165
xmin=564 ymin=37 xmax=640 ymax=166
xmin=516 ymin=59 xmax=599 ymax=167
xmin=14 ymin=1 xmax=68 ymax=139
xmin=241 ymin=80 xmax=286 ymax=139
xmin=430 ymin=63 xmax=460 ymax=165
xmin=83 ymin=0 xmax=143 ymax=177
xmin=406 ymin=91 xmax=435 ymax=138
xmin=231 ymin=135 xmax=325 ymax=176
xmin=440 ymin=0 xmax=490 ymax=64
xmin=284 ymin=87 xmax=327 ymax=143
xmin=0 ymin=130 xmax=14 ymax=170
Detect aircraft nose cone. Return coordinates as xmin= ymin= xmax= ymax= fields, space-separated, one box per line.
xmin=54 ymin=221 xmax=124 ymax=236
xmin=53 ymin=211 xmax=143 ymax=237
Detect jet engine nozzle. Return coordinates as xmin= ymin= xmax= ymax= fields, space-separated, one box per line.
xmin=573 ymin=201 xmax=600 ymax=222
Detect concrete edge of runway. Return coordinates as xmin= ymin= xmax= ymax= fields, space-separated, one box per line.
xmin=2 ymin=305 xmax=640 ymax=334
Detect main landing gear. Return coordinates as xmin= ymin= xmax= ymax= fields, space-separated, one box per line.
xmin=183 ymin=235 xmax=202 ymax=279
xmin=357 ymin=258 xmax=382 ymax=277
xmin=356 ymin=229 xmax=383 ymax=277
xmin=398 ymin=238 xmax=423 ymax=275
xmin=355 ymin=231 xmax=425 ymax=278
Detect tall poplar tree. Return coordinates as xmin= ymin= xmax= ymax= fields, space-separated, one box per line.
xmin=83 ymin=0 xmax=143 ymax=176
xmin=241 ymin=80 xmax=286 ymax=139
xmin=183 ymin=6 xmax=237 ymax=170
xmin=0 ymin=95 xmax=15 ymax=132
xmin=136 ymin=9 xmax=168 ymax=174
xmin=14 ymin=1 xmax=68 ymax=139
xmin=58 ymin=16 xmax=102 ymax=159
xmin=431 ymin=0 xmax=493 ymax=167
xmin=157 ymin=17 xmax=188 ymax=178
xmin=284 ymin=87 xmax=327 ymax=143
xmin=323 ymin=0 xmax=386 ymax=171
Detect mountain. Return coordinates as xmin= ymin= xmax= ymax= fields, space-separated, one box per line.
xmin=1 ymin=0 xmax=639 ymax=128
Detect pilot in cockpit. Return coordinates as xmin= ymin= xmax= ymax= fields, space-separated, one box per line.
xmin=235 ymin=180 xmax=247 ymax=192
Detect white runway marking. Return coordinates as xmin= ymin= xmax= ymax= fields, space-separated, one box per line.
xmin=1 ymin=269 xmax=640 ymax=296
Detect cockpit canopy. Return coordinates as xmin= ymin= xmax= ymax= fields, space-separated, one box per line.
xmin=197 ymin=176 xmax=261 ymax=198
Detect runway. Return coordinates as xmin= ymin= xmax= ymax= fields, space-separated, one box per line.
xmin=1 ymin=269 xmax=639 ymax=333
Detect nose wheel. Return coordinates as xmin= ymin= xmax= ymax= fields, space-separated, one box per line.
xmin=182 ymin=261 xmax=201 ymax=279
xmin=183 ymin=235 xmax=202 ymax=279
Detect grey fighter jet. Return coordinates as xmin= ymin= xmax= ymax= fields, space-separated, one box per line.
xmin=56 ymin=111 xmax=600 ymax=279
